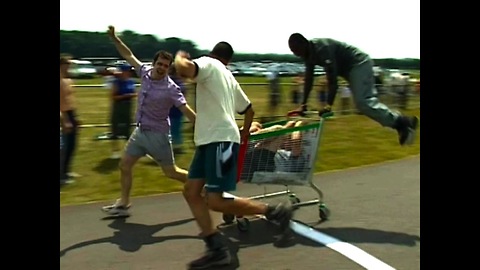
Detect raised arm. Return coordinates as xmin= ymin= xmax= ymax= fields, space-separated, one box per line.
xmin=174 ymin=51 xmax=198 ymax=80
xmin=107 ymin=25 xmax=142 ymax=70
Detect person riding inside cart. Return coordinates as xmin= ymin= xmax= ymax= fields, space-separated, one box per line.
xmin=240 ymin=120 xmax=306 ymax=180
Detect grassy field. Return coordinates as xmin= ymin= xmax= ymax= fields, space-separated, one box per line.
xmin=60 ymin=75 xmax=420 ymax=206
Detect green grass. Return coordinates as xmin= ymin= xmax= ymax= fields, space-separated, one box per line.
xmin=72 ymin=75 xmax=290 ymax=85
xmin=60 ymin=76 xmax=420 ymax=206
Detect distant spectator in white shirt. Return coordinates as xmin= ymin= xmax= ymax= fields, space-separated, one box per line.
xmin=340 ymin=85 xmax=351 ymax=115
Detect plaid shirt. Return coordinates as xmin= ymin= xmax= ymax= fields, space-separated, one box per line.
xmin=135 ymin=64 xmax=187 ymax=133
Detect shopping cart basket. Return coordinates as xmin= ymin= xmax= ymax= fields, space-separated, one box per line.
xmin=222 ymin=112 xmax=331 ymax=231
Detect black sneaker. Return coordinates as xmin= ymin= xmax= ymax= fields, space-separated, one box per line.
xmin=396 ymin=116 xmax=419 ymax=146
xmin=265 ymin=201 xmax=293 ymax=233
xmin=188 ymin=247 xmax=231 ymax=269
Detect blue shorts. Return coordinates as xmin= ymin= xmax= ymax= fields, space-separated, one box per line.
xmin=188 ymin=142 xmax=239 ymax=193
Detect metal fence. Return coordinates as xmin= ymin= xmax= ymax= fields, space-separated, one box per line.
xmin=66 ymin=82 xmax=419 ymax=173
xmin=72 ymin=82 xmax=420 ymax=128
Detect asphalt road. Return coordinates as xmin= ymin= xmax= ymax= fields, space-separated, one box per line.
xmin=60 ymin=156 xmax=420 ymax=270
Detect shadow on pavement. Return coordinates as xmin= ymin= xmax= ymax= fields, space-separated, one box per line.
xmin=219 ymin=218 xmax=420 ymax=250
xmin=60 ymin=217 xmax=196 ymax=257
xmin=218 ymin=217 xmax=309 ymax=250
xmin=314 ymin=226 xmax=420 ymax=246
xmin=92 ymin=158 xmax=119 ymax=174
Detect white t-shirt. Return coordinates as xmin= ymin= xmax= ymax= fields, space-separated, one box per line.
xmin=192 ymin=56 xmax=251 ymax=146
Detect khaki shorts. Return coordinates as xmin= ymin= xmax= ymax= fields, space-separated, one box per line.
xmin=125 ymin=127 xmax=174 ymax=166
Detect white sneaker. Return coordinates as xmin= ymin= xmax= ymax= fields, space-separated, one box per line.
xmin=67 ymin=172 xmax=82 ymax=178
xmin=60 ymin=178 xmax=75 ymax=185
xmin=101 ymin=199 xmax=131 ymax=217
xmin=110 ymin=152 xmax=121 ymax=159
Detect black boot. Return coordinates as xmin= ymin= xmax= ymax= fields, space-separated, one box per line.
xmin=188 ymin=232 xmax=231 ymax=269
xmin=265 ymin=201 xmax=293 ymax=233
xmin=394 ymin=116 xmax=419 ymax=146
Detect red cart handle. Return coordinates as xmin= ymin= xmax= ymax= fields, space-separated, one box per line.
xmin=236 ymin=136 xmax=250 ymax=183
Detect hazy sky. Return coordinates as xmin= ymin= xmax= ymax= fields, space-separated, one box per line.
xmin=60 ymin=0 xmax=420 ymax=59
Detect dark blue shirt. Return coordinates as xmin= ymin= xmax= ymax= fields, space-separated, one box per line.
xmin=114 ymin=78 xmax=136 ymax=95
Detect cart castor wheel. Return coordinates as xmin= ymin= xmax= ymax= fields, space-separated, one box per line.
xmin=237 ymin=218 xmax=250 ymax=232
xmin=223 ymin=214 xmax=235 ymax=224
xmin=289 ymin=194 xmax=301 ymax=204
xmin=319 ymin=203 xmax=330 ymax=221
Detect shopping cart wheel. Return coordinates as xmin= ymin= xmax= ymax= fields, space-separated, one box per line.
xmin=237 ymin=218 xmax=250 ymax=232
xmin=319 ymin=203 xmax=331 ymax=220
xmin=289 ymin=194 xmax=301 ymax=204
xmin=222 ymin=214 xmax=235 ymax=225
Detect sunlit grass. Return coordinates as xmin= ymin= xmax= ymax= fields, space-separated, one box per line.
xmin=61 ymin=76 xmax=420 ymax=206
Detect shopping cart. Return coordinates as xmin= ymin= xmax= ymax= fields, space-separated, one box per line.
xmin=222 ymin=111 xmax=332 ymax=232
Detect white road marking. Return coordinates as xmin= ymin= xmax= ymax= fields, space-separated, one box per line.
xmin=290 ymin=220 xmax=396 ymax=270
xmin=224 ymin=192 xmax=396 ymax=270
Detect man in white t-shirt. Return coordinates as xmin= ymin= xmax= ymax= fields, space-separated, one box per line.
xmin=175 ymin=42 xmax=294 ymax=269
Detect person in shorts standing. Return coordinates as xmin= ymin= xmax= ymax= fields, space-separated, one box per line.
xmin=101 ymin=25 xmax=196 ymax=217
xmin=175 ymin=41 xmax=294 ymax=269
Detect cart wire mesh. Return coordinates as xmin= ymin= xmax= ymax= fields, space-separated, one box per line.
xmin=237 ymin=118 xmax=323 ymax=187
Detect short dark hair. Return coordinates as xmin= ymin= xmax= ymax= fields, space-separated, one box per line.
xmin=288 ymin=33 xmax=308 ymax=47
xmin=153 ymin=50 xmax=173 ymax=64
xmin=210 ymin=42 xmax=234 ymax=62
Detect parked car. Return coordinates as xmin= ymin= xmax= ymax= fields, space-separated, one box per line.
xmin=69 ymin=60 xmax=97 ymax=79
xmin=102 ymin=60 xmax=151 ymax=77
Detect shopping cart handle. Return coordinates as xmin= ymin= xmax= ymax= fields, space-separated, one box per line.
xmin=288 ymin=110 xmax=333 ymax=118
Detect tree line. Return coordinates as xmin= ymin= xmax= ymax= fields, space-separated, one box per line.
xmin=60 ymin=30 xmax=420 ymax=70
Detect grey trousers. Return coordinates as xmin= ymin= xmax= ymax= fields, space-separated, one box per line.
xmin=348 ymin=60 xmax=400 ymax=128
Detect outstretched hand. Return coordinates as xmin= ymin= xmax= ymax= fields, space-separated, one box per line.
xmin=107 ymin=25 xmax=116 ymax=39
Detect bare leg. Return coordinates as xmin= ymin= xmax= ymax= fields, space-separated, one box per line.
xmin=206 ymin=192 xmax=268 ymax=216
xmin=118 ymin=153 xmax=141 ymax=206
xmin=161 ymin=164 xmax=188 ymax=183
xmin=206 ymin=192 xmax=293 ymax=233
xmin=184 ymin=181 xmax=292 ymax=269
xmin=183 ymin=179 xmax=216 ymax=236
